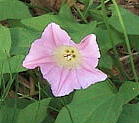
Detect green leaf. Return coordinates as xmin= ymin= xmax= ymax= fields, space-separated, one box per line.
xmin=0 ymin=103 xmax=20 ymax=123
xmin=99 ymin=53 xmax=113 ymax=69
xmin=0 ymin=55 xmax=26 ymax=74
xmin=55 ymin=81 xmax=139 ymax=123
xmin=0 ymin=98 xmax=50 ymax=123
xmin=21 ymin=5 xmax=97 ymax=43
xmin=0 ymin=98 xmax=32 ymax=123
xmin=10 ymin=27 xmax=40 ymax=55
xmin=95 ymin=27 xmax=124 ymax=53
xmin=117 ymin=103 xmax=139 ymax=123
xmin=0 ymin=26 xmax=41 ymax=74
xmin=109 ymin=5 xmax=139 ymax=35
xmin=0 ymin=26 xmax=11 ymax=58
xmin=0 ymin=26 xmax=27 ymax=73
xmin=129 ymin=35 xmax=139 ymax=52
xmin=58 ymin=4 xmax=75 ymax=22
xmin=42 ymin=114 xmax=55 ymax=123
xmin=16 ymin=98 xmax=51 ymax=123
xmin=88 ymin=9 xmax=104 ymax=22
xmin=117 ymin=82 xmax=139 ymax=104
xmin=0 ymin=1 xmax=31 ymax=21
xmin=95 ymin=27 xmax=123 ymax=69
xmin=3 ymin=98 xmax=33 ymax=109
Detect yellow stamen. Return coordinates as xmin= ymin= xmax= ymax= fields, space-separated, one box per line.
xmin=53 ymin=46 xmax=81 ymax=69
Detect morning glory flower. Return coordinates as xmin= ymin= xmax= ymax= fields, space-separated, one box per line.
xmin=23 ymin=23 xmax=107 ymax=96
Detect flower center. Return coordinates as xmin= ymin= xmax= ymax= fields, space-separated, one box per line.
xmin=53 ymin=46 xmax=81 ymax=69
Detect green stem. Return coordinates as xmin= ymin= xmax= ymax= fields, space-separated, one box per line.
xmin=84 ymin=0 xmax=94 ymax=17
xmin=74 ymin=5 xmax=88 ymax=23
xmin=0 ymin=64 xmax=4 ymax=97
xmin=17 ymin=93 xmax=36 ymax=101
xmin=38 ymin=82 xmax=41 ymax=100
xmin=107 ymin=79 xmax=118 ymax=93
xmin=48 ymin=106 xmax=59 ymax=112
xmin=112 ymin=0 xmax=138 ymax=82
xmin=34 ymin=70 xmax=50 ymax=97
xmin=1 ymin=75 xmax=16 ymax=100
xmin=1 ymin=50 xmax=15 ymax=100
xmin=97 ymin=0 xmax=111 ymax=9
xmin=101 ymin=0 xmax=129 ymax=81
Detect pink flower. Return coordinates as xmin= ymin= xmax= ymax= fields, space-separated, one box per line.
xmin=23 ymin=23 xmax=107 ymax=97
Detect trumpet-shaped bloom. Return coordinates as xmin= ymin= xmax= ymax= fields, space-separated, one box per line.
xmin=23 ymin=23 xmax=107 ymax=96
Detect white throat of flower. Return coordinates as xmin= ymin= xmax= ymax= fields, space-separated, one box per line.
xmin=53 ymin=46 xmax=81 ymax=69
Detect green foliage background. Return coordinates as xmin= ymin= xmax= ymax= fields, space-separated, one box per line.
xmin=0 ymin=0 xmax=139 ymax=123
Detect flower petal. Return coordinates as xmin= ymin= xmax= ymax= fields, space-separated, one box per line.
xmin=78 ymin=34 xmax=100 ymax=68
xmin=42 ymin=23 xmax=75 ymax=47
xmin=40 ymin=64 xmax=82 ymax=96
xmin=76 ymin=66 xmax=107 ymax=89
xmin=51 ymin=68 xmax=74 ymax=97
xmin=23 ymin=39 xmax=54 ymax=69
xmin=82 ymin=56 xmax=99 ymax=68
xmin=40 ymin=63 xmax=59 ymax=85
